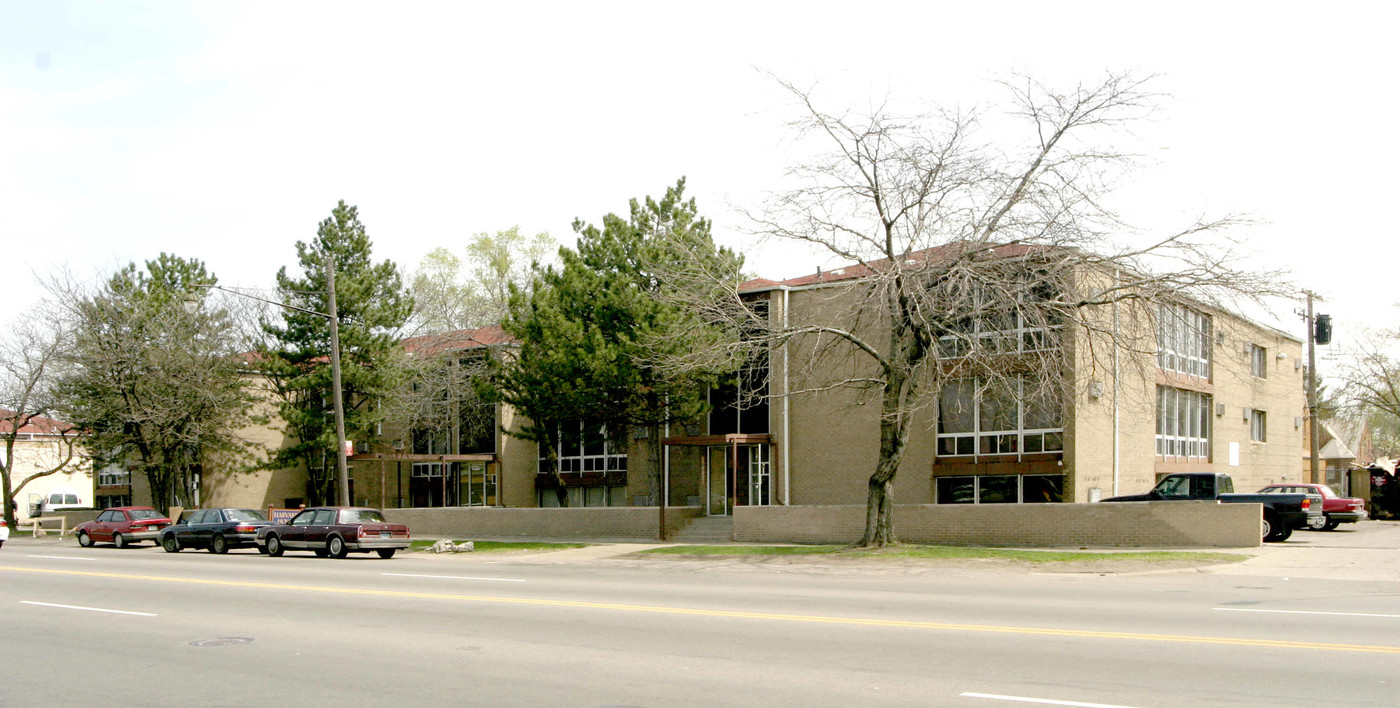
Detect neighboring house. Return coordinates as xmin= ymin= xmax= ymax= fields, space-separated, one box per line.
xmin=1307 ymin=418 xmax=1374 ymax=496
xmin=0 ymin=411 xmax=92 ymax=522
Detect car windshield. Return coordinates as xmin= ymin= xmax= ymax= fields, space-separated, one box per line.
xmin=128 ymin=509 xmax=166 ymax=521
xmin=339 ymin=509 xmax=386 ymax=524
xmin=227 ymin=509 xmax=268 ymax=522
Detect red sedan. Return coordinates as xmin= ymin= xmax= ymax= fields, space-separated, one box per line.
xmin=1258 ymin=483 xmax=1365 ymax=531
xmin=74 ymin=506 xmax=172 ymax=548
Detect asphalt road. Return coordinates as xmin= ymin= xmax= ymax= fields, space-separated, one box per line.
xmin=3 ymin=526 xmax=1399 ymax=708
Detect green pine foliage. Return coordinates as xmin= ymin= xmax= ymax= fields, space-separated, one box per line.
xmin=497 ymin=179 xmax=743 ymax=505
xmin=262 ymin=201 xmax=412 ymax=504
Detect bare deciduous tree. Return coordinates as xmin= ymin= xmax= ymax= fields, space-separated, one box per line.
xmin=659 ymin=73 xmax=1289 ymax=547
xmin=1 ymin=303 xmax=79 ymax=528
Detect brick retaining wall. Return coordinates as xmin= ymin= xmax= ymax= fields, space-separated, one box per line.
xmin=383 ymin=505 xmax=703 ymax=541
xmin=734 ymin=501 xmax=1262 ymax=547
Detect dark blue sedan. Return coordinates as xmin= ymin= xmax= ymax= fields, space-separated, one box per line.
xmin=161 ymin=508 xmax=274 ymax=554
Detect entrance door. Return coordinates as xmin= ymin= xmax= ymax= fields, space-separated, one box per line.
xmin=705 ymin=444 xmax=772 ymax=515
xmin=706 ymin=447 xmax=728 ymax=516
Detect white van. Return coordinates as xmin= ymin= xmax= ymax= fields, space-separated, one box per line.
xmin=28 ymin=491 xmax=85 ymax=517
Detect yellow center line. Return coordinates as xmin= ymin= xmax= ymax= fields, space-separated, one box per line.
xmin=7 ymin=565 xmax=1399 ymax=655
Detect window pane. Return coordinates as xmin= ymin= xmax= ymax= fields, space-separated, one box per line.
xmin=979 ymin=386 xmax=1016 ymax=432
xmin=978 ymin=476 xmax=1019 ymax=504
xmin=1022 ymin=475 xmax=1063 ymax=503
xmin=936 ymin=477 xmax=976 ymax=504
xmin=938 ymin=381 xmax=976 ymax=434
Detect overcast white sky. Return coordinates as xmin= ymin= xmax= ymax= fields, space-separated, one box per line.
xmin=3 ymin=1 xmax=1395 ymax=358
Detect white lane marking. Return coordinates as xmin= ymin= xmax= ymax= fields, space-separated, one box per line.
xmin=21 ymin=601 xmax=156 ymax=617
xmin=27 ymin=555 xmax=96 ymax=561
xmin=382 ymin=572 xmax=525 ymax=583
xmin=1214 ymin=607 xmax=1400 ymax=619
xmin=961 ymin=693 xmax=1139 ymax=708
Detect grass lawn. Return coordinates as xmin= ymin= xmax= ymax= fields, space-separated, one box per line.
xmin=640 ymin=544 xmax=1247 ymax=565
xmin=408 ymin=540 xmax=589 ymax=553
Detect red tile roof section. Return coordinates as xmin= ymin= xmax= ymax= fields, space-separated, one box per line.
xmin=739 ymin=243 xmax=1039 ymax=293
xmin=0 ymin=409 xmax=74 ymax=435
xmin=401 ymin=325 xmax=515 ymax=356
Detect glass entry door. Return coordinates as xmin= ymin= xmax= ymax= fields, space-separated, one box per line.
xmin=705 ymin=444 xmax=772 ymax=516
xmin=707 ymin=448 xmax=729 ymax=516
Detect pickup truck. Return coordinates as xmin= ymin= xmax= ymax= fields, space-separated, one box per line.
xmin=1103 ymin=472 xmax=1323 ymax=542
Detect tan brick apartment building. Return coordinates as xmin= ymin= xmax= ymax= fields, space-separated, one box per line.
xmin=655 ymin=262 xmax=1307 ymax=517
xmin=186 ymin=262 xmax=1304 ymax=525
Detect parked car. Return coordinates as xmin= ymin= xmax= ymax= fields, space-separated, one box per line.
xmin=0 ymin=517 xmax=8 ymax=548
xmin=256 ymin=506 xmax=410 ymax=559
xmin=1258 ymin=483 xmax=1365 ymax=531
xmin=1103 ymin=472 xmax=1323 ymax=542
xmin=73 ymin=507 xmax=171 ymax=548
xmin=161 ymin=508 xmax=276 ymax=554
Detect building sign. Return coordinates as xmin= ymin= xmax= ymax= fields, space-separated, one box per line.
xmin=268 ymin=507 xmax=301 ymax=524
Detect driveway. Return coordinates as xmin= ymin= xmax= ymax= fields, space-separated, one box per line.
xmin=1208 ymin=518 xmax=1400 ymax=581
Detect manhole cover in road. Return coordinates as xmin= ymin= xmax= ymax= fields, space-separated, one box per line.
xmin=188 ymin=637 xmax=254 ymax=647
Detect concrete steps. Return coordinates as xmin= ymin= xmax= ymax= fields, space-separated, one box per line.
xmin=672 ymin=515 xmax=734 ymax=543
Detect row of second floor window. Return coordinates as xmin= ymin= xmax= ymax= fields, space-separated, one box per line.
xmin=97 ymin=467 xmax=131 ymax=487
xmin=936 ymin=378 xmax=1064 ymax=457
xmin=537 ymin=421 xmax=628 ymax=475
xmin=1156 ymin=385 xmax=1272 ymax=459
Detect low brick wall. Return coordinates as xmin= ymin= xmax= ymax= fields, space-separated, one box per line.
xmin=383 ymin=505 xmax=703 ymax=541
xmin=734 ymin=501 xmax=1262 ymax=548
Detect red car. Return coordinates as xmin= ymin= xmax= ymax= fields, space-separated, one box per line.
xmin=256 ymin=506 xmax=410 ymax=559
xmin=1258 ymin=483 xmax=1365 ymax=531
xmin=74 ymin=506 xmax=172 ymax=548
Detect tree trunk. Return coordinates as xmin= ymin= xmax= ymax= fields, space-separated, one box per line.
xmin=857 ymin=372 xmax=909 ymax=548
xmin=2 ymin=466 xmax=15 ymax=530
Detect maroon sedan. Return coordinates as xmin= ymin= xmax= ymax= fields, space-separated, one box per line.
xmin=1259 ymin=483 xmax=1366 ymax=531
xmin=256 ymin=507 xmax=410 ymax=559
xmin=74 ymin=507 xmax=172 ymax=548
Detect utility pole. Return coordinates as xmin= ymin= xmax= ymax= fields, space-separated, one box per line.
xmin=327 ymin=256 xmax=351 ymax=507
xmin=1299 ymin=292 xmax=1321 ymax=486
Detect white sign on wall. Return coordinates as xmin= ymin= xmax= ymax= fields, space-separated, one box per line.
xmin=1228 ymin=441 xmax=1241 ymax=466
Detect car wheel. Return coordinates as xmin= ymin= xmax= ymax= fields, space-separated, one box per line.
xmin=210 ymin=534 xmax=228 ymax=554
xmin=113 ymin=532 xmax=126 ymax=549
xmin=1273 ymin=525 xmax=1293 ymax=542
xmin=376 ymin=548 xmax=396 ymax=559
xmin=77 ymin=531 xmax=92 ymax=548
xmin=327 ymin=535 xmax=347 ymax=559
xmin=1324 ymin=519 xmax=1341 ymax=531
xmin=1307 ymin=515 xmax=1327 ymax=531
xmin=162 ymin=534 xmax=180 ymax=553
xmin=1260 ymin=514 xmax=1273 ymax=542
xmin=265 ymin=534 xmax=284 ymax=557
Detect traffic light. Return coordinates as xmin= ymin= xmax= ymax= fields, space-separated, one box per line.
xmin=1313 ymin=314 xmax=1332 ymax=345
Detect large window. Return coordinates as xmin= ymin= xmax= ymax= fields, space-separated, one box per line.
xmin=97 ymin=467 xmax=130 ymax=487
xmin=937 ymin=379 xmax=1063 ymax=457
xmin=539 ymin=421 xmax=628 ymax=475
xmin=1157 ymin=303 xmax=1211 ymax=378
xmin=937 ymin=278 xmax=1063 ymax=359
xmin=711 ymin=299 xmax=770 ymax=435
xmin=936 ymin=474 xmax=1063 ymax=504
xmin=1156 ymin=386 xmax=1211 ymax=459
